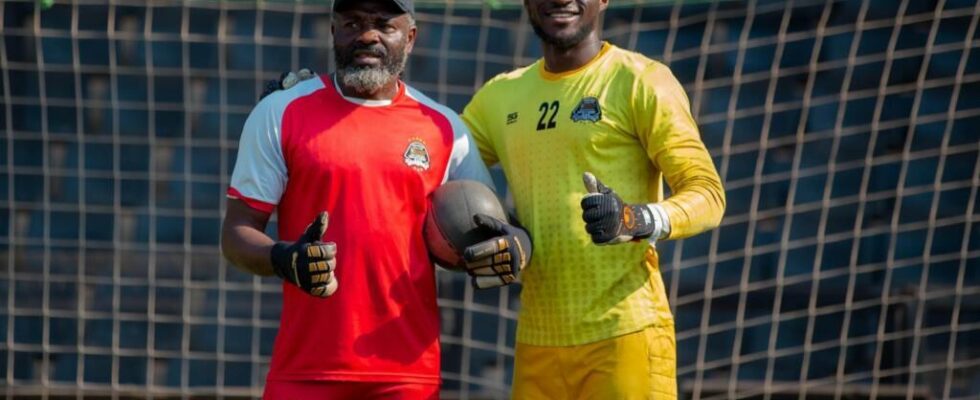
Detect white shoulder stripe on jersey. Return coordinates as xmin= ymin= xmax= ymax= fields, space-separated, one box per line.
xmin=228 ymin=77 xmax=326 ymax=207
xmin=405 ymin=86 xmax=472 ymax=184
xmin=404 ymin=85 xmax=495 ymax=190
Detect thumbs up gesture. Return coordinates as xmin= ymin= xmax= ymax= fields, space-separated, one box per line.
xmin=270 ymin=211 xmax=338 ymax=298
xmin=581 ymin=172 xmax=660 ymax=245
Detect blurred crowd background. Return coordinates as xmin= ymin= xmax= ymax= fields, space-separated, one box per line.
xmin=1 ymin=0 xmax=978 ymax=398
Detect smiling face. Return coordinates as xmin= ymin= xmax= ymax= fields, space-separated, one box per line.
xmin=332 ymin=0 xmax=416 ymax=94
xmin=525 ymin=0 xmax=607 ymax=50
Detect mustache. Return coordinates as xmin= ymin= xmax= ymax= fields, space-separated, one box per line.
xmin=345 ymin=43 xmax=387 ymax=59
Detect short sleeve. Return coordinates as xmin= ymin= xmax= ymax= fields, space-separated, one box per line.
xmin=227 ymin=98 xmax=288 ymax=213
xmin=445 ymin=113 xmax=495 ymax=189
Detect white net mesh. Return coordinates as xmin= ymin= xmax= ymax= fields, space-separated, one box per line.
xmin=1 ymin=0 xmax=978 ymax=399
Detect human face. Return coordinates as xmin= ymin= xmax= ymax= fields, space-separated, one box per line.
xmin=332 ymin=0 xmax=416 ymax=94
xmin=525 ymin=0 xmax=608 ymax=50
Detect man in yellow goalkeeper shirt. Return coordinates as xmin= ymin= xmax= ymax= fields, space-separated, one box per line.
xmin=267 ymin=0 xmax=724 ymax=397
xmin=460 ymin=0 xmax=725 ymax=398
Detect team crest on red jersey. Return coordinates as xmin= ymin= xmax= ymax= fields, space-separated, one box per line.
xmin=403 ymin=138 xmax=431 ymax=171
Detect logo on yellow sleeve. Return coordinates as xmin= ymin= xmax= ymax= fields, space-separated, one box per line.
xmin=403 ymin=138 xmax=431 ymax=171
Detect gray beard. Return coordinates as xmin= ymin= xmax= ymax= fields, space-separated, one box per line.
xmin=336 ymin=66 xmax=393 ymax=94
xmin=335 ymin=52 xmax=408 ymax=94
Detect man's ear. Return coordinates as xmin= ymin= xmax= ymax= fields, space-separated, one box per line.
xmin=405 ymin=24 xmax=417 ymax=55
xmin=599 ymin=0 xmax=609 ymax=12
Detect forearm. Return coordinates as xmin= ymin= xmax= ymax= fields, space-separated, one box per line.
xmin=649 ymin=136 xmax=726 ymax=240
xmin=659 ymin=175 xmax=726 ymax=240
xmin=221 ymin=199 xmax=277 ymax=276
xmin=221 ymin=224 xmax=277 ymax=276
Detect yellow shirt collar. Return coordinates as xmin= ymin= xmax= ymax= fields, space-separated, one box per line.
xmin=538 ymin=42 xmax=613 ymax=81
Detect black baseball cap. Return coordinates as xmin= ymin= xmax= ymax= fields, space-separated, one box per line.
xmin=333 ymin=0 xmax=414 ymax=15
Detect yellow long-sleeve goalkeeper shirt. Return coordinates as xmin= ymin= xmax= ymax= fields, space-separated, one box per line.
xmin=461 ymin=43 xmax=726 ymax=346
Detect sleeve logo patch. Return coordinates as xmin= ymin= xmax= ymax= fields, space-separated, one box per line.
xmin=571 ymin=96 xmax=602 ymax=123
xmin=403 ymin=138 xmax=431 ymax=171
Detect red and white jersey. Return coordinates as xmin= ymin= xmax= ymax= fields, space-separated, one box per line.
xmin=227 ymin=75 xmax=493 ymax=385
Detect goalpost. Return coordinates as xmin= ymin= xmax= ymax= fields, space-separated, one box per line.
xmin=1 ymin=0 xmax=978 ymax=399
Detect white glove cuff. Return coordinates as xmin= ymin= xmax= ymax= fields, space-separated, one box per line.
xmin=644 ymin=203 xmax=671 ymax=243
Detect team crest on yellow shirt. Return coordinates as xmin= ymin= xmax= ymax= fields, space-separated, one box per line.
xmin=571 ymin=96 xmax=602 ymax=123
xmin=403 ymin=138 xmax=430 ymax=171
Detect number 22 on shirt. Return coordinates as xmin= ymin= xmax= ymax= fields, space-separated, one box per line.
xmin=537 ymin=100 xmax=559 ymax=131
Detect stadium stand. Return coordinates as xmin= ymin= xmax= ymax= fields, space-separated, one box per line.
xmin=1 ymin=1 xmax=978 ymax=399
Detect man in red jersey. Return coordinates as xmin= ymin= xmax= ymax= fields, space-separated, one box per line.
xmin=220 ymin=0 xmax=531 ymax=398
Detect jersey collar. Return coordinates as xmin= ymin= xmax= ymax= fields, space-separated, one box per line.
xmin=329 ymin=74 xmax=404 ymax=107
xmin=538 ymin=42 xmax=613 ymax=81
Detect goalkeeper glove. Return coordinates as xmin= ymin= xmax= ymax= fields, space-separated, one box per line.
xmin=462 ymin=214 xmax=532 ymax=289
xmin=259 ymin=68 xmax=316 ymax=100
xmin=270 ymin=211 xmax=338 ymax=298
xmin=580 ymin=172 xmax=667 ymax=245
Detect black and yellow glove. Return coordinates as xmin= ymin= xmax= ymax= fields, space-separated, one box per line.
xmin=462 ymin=214 xmax=532 ymax=289
xmin=581 ymin=172 xmax=666 ymax=245
xmin=270 ymin=211 xmax=338 ymax=298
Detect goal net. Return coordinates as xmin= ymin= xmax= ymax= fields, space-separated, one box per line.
xmin=1 ymin=0 xmax=978 ymax=399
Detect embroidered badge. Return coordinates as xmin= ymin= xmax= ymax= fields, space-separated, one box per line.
xmin=403 ymin=138 xmax=431 ymax=171
xmin=570 ymin=96 xmax=602 ymax=123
